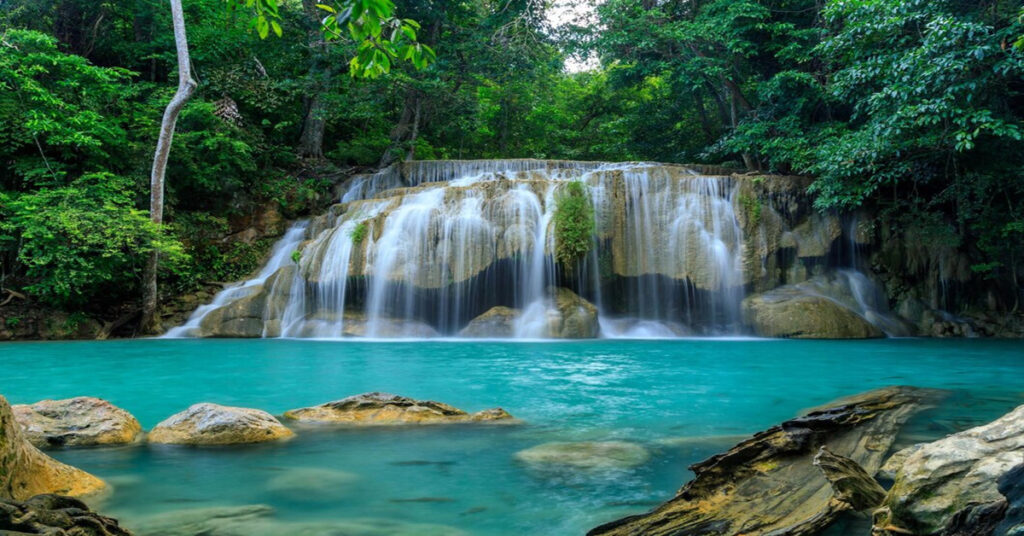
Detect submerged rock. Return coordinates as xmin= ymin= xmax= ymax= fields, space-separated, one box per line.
xmin=874 ymin=404 xmax=1024 ymax=536
xmin=0 ymin=395 xmax=106 ymax=500
xmin=128 ymin=504 xmax=466 ymax=536
xmin=458 ymin=306 xmax=519 ymax=337
xmin=13 ymin=397 xmax=142 ymax=448
xmin=742 ymin=287 xmax=884 ymax=338
xmin=148 ymin=403 xmax=294 ymax=445
xmin=588 ymin=386 xmax=939 ymax=536
xmin=0 ymin=494 xmax=132 ymax=535
xmin=282 ymin=392 xmax=514 ymax=425
xmin=264 ymin=467 xmax=359 ymax=501
xmin=515 ymin=441 xmax=650 ymax=470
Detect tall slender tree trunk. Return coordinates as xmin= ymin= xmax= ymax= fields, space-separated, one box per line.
xmin=140 ymin=0 xmax=196 ymax=334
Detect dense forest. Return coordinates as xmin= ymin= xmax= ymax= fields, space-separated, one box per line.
xmin=0 ymin=0 xmax=1022 ymax=333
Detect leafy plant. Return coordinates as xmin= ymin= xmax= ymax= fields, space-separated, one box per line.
xmin=553 ymin=181 xmax=595 ymax=268
xmin=349 ymin=221 xmax=368 ymax=244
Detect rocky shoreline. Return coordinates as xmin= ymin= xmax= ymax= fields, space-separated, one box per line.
xmin=2 ymin=388 xmax=1022 ymax=535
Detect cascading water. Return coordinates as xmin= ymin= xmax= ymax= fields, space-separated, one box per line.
xmin=170 ymin=159 xmax=897 ymax=339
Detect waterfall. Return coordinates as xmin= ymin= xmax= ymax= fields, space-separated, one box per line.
xmin=163 ymin=221 xmax=309 ymax=338
xmin=172 ymin=160 xmax=778 ymax=339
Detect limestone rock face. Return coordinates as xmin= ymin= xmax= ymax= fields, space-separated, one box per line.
xmin=13 ymin=397 xmax=142 ymax=449
xmin=515 ymin=441 xmax=650 ymax=470
xmin=0 ymin=494 xmax=132 ymax=535
xmin=283 ymin=392 xmax=514 ymax=426
xmin=0 ymin=395 xmax=106 ymax=500
xmin=743 ymin=288 xmax=883 ymax=338
xmin=875 ymin=404 xmax=1024 ymax=536
xmin=148 ymin=403 xmax=294 ymax=445
xmin=458 ymin=306 xmax=519 ymax=338
xmin=588 ymin=386 xmax=940 ymax=536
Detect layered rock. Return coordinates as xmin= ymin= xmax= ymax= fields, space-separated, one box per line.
xmin=874 ymin=404 xmax=1024 ymax=536
xmin=13 ymin=397 xmax=142 ymax=448
xmin=588 ymin=386 xmax=939 ymax=536
xmin=0 ymin=494 xmax=132 ymax=535
xmin=148 ymin=403 xmax=294 ymax=445
xmin=515 ymin=441 xmax=650 ymax=470
xmin=0 ymin=395 xmax=106 ymax=500
xmin=282 ymin=392 xmax=514 ymax=426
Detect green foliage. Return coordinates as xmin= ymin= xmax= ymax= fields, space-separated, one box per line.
xmin=553 ymin=181 xmax=595 ymax=268
xmin=349 ymin=221 xmax=368 ymax=244
xmin=290 ymin=250 xmax=302 ymax=264
xmin=0 ymin=173 xmax=185 ymax=307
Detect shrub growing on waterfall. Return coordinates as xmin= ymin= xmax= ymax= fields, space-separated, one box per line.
xmin=554 ymin=181 xmax=595 ymax=268
xmin=349 ymin=222 xmax=368 ymax=244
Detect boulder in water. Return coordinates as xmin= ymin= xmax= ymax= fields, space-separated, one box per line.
xmin=0 ymin=395 xmax=106 ymax=500
xmin=13 ymin=397 xmax=142 ymax=449
xmin=874 ymin=404 xmax=1024 ymax=536
xmin=515 ymin=441 xmax=650 ymax=470
xmin=742 ymin=288 xmax=883 ymax=338
xmin=148 ymin=403 xmax=294 ymax=445
xmin=282 ymin=392 xmax=514 ymax=425
xmin=459 ymin=306 xmax=519 ymax=338
xmin=549 ymin=287 xmax=600 ymax=338
xmin=0 ymin=494 xmax=132 ymax=535
xmin=588 ymin=386 xmax=939 ymax=536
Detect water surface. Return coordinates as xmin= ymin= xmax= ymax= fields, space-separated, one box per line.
xmin=1 ymin=338 xmax=1021 ymax=534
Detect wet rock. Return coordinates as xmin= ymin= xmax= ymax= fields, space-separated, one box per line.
xmin=0 ymin=494 xmax=132 ymax=535
xmin=0 ymin=395 xmax=106 ymax=500
xmin=548 ymin=287 xmax=600 ymax=338
xmin=813 ymin=447 xmax=886 ymax=511
xmin=996 ymin=464 xmax=1024 ymax=536
xmin=148 ymin=403 xmax=294 ymax=445
xmin=13 ymin=397 xmax=142 ymax=449
xmin=874 ymin=404 xmax=1024 ymax=536
xmin=742 ymin=288 xmax=884 ymax=338
xmin=515 ymin=441 xmax=650 ymax=470
xmin=588 ymin=386 xmax=940 ymax=536
xmin=458 ymin=306 xmax=519 ymax=337
xmin=129 ymin=504 xmax=467 ymax=536
xmin=283 ymin=392 xmax=514 ymax=426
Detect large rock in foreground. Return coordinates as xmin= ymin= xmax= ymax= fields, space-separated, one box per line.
xmin=875 ymin=404 xmax=1024 ymax=535
xmin=0 ymin=396 xmax=106 ymax=500
xmin=588 ymin=386 xmax=939 ymax=536
xmin=283 ymin=392 xmax=514 ymax=426
xmin=0 ymin=494 xmax=132 ymax=535
xmin=742 ymin=287 xmax=883 ymax=338
xmin=148 ymin=403 xmax=294 ymax=445
xmin=13 ymin=397 xmax=142 ymax=449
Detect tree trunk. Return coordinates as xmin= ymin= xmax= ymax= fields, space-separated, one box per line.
xmin=379 ymin=92 xmax=419 ymax=168
xmin=405 ymin=97 xmax=422 ymax=161
xmin=298 ymin=94 xmax=327 ymax=159
xmin=140 ymin=0 xmax=197 ymax=334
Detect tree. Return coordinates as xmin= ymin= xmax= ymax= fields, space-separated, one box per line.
xmin=140 ymin=0 xmax=195 ymax=333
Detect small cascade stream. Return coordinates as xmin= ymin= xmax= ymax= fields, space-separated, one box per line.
xmin=168 ymin=159 xmax=903 ymax=339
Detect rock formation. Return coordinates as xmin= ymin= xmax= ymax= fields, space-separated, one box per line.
xmin=0 ymin=494 xmax=132 ymax=535
xmin=588 ymin=386 xmax=940 ymax=536
xmin=459 ymin=306 xmax=519 ymax=337
xmin=148 ymin=403 xmax=294 ymax=445
xmin=0 ymin=395 xmax=106 ymax=500
xmin=742 ymin=279 xmax=886 ymax=338
xmin=283 ymin=392 xmax=514 ymax=425
xmin=874 ymin=404 xmax=1024 ymax=536
xmin=13 ymin=397 xmax=142 ymax=448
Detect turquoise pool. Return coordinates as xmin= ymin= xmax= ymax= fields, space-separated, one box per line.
xmin=1 ymin=338 xmax=1022 ymax=534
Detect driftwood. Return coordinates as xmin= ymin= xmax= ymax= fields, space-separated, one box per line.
xmin=589 ymin=386 xmax=941 ymax=536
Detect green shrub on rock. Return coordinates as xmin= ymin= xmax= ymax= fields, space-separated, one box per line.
xmin=553 ymin=181 xmax=595 ymax=268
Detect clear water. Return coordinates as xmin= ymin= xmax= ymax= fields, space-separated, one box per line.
xmin=1 ymin=338 xmax=1022 ymax=535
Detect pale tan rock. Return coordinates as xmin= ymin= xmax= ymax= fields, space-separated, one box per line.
xmin=13 ymin=397 xmax=141 ymax=448
xmin=283 ymin=392 xmax=514 ymax=426
xmin=148 ymin=403 xmax=294 ymax=445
